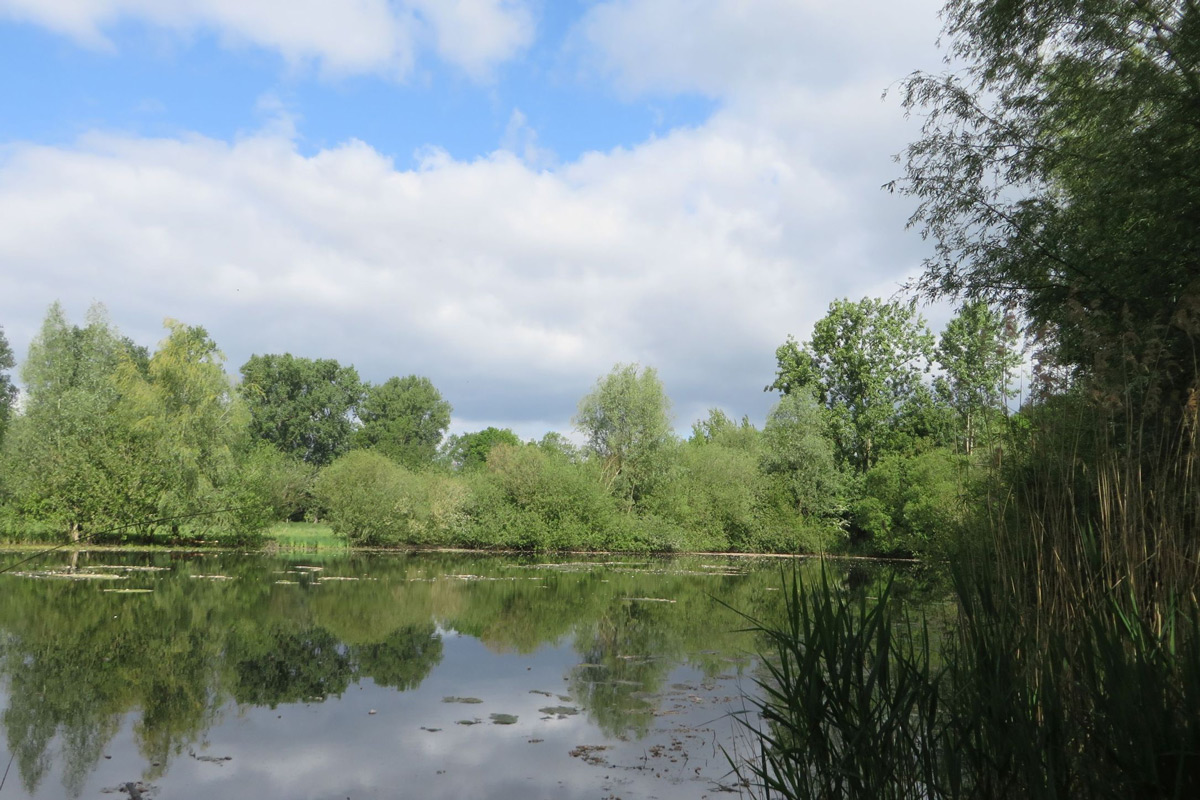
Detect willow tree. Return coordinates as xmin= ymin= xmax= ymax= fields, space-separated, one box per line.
xmin=897 ymin=0 xmax=1200 ymax=407
xmin=898 ymin=0 xmax=1200 ymax=609
xmin=574 ymin=363 xmax=674 ymax=507
xmin=117 ymin=321 xmax=249 ymax=526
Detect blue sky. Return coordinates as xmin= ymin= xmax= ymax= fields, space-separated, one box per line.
xmin=0 ymin=4 xmax=717 ymax=164
xmin=0 ymin=0 xmax=948 ymax=438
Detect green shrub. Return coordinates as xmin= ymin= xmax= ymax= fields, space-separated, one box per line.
xmin=314 ymin=450 xmax=418 ymax=545
xmin=646 ymin=442 xmax=761 ymax=551
xmin=465 ymin=443 xmax=622 ymax=550
xmin=852 ymin=448 xmax=968 ymax=555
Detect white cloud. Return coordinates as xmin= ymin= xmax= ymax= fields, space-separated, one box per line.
xmin=410 ymin=0 xmax=534 ymax=81
xmin=0 ymin=90 xmax=928 ymax=433
xmin=0 ymin=1 xmax=949 ymax=435
xmin=576 ymin=0 xmax=945 ymax=97
xmin=501 ymin=109 xmax=556 ymax=170
xmin=0 ymin=0 xmax=533 ymax=79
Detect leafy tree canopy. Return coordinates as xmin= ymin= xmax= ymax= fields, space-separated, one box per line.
xmin=898 ymin=0 xmax=1200 ymax=404
xmin=7 ymin=303 xmax=144 ymax=532
xmin=935 ymin=301 xmax=1022 ymax=453
xmin=689 ymin=408 xmax=759 ymax=451
xmin=0 ymin=325 xmax=16 ymax=445
xmin=441 ymin=426 xmax=522 ymax=471
xmin=574 ymin=363 xmax=674 ymax=506
xmin=355 ymin=375 xmax=452 ymax=470
xmin=116 ymin=320 xmax=247 ymax=522
xmin=239 ymin=353 xmax=362 ymax=466
xmin=768 ymin=298 xmax=935 ymax=472
xmin=761 ymin=393 xmax=843 ymax=520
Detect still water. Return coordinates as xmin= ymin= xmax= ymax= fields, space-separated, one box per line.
xmin=0 ymin=550 xmax=918 ymax=799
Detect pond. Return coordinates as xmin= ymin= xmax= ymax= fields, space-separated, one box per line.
xmin=0 ymin=550 xmax=934 ymax=799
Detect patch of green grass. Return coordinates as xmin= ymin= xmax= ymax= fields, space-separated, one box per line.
xmin=265 ymin=522 xmax=347 ymax=551
xmin=0 ymin=517 xmax=67 ymax=544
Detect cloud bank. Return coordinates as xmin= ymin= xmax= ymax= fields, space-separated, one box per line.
xmin=0 ymin=0 xmax=534 ymax=79
xmin=0 ymin=0 xmax=947 ymax=437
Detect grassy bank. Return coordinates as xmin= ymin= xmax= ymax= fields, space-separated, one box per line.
xmin=263 ymin=522 xmax=347 ymax=551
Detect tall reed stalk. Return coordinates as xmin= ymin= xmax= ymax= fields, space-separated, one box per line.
xmin=733 ymin=564 xmax=1200 ymax=799
xmin=994 ymin=383 xmax=1200 ymax=629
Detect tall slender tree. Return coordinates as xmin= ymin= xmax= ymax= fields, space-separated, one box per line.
xmin=935 ymin=302 xmax=1022 ymax=454
xmin=0 ymin=325 xmax=16 ymax=446
xmin=769 ymin=298 xmax=935 ymax=472
xmin=8 ymin=304 xmax=137 ymax=534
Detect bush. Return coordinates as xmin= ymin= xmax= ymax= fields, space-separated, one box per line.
xmin=465 ymin=444 xmax=624 ymax=550
xmin=851 ymin=448 xmax=968 ymax=555
xmin=314 ymin=450 xmax=419 ymax=545
xmin=645 ymin=442 xmax=761 ymax=551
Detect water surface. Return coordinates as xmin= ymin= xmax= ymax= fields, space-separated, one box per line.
xmin=0 ymin=550 xmax=919 ymax=799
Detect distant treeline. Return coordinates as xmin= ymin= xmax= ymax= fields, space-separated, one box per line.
xmin=0 ymin=296 xmax=1020 ymax=555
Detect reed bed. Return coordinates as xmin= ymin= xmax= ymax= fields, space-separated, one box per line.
xmin=734 ymin=390 xmax=1200 ymax=798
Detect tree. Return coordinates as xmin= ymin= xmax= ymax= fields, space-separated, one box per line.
xmin=536 ymin=431 xmax=579 ymax=462
xmin=440 ymin=426 xmax=522 ymax=471
xmin=689 ymin=408 xmax=759 ymax=451
xmin=897 ymin=0 xmax=1200 ymax=407
xmin=0 ymin=325 xmax=16 ymax=446
xmin=760 ymin=393 xmax=843 ymax=520
xmin=6 ymin=307 xmax=264 ymax=541
xmin=239 ymin=354 xmax=362 ymax=466
xmin=355 ymin=375 xmax=452 ymax=470
xmin=574 ymin=363 xmax=674 ymax=506
xmin=116 ymin=320 xmax=249 ymax=527
xmin=768 ymin=298 xmax=935 ymax=472
xmin=7 ymin=303 xmax=138 ymax=534
xmin=935 ymin=302 xmax=1022 ymax=454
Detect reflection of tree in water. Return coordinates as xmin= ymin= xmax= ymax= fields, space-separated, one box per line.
xmin=1 ymin=614 xmax=133 ymax=798
xmin=0 ymin=552 xmax=890 ymax=797
xmin=134 ymin=624 xmax=227 ymax=782
xmin=0 ymin=554 xmax=452 ymax=797
xmin=569 ymin=600 xmax=677 ymax=738
xmin=231 ymin=627 xmax=353 ymax=707
xmin=350 ymin=623 xmax=443 ymax=690
xmin=230 ymin=623 xmax=445 ymax=706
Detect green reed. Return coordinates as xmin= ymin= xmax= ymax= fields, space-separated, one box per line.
xmin=732 ymin=562 xmax=1200 ymax=799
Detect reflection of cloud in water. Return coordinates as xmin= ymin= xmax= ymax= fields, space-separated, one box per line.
xmin=11 ymin=639 xmax=746 ymax=799
xmin=0 ymin=552 xmax=849 ymax=798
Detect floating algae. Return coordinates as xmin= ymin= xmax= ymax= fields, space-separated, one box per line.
xmin=11 ymin=570 xmax=123 ymax=580
xmin=538 ymin=706 xmax=579 ymax=718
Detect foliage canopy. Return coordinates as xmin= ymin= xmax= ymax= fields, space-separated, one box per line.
xmin=239 ymin=353 xmax=363 ymax=466
xmin=898 ymin=0 xmax=1200 ymax=403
